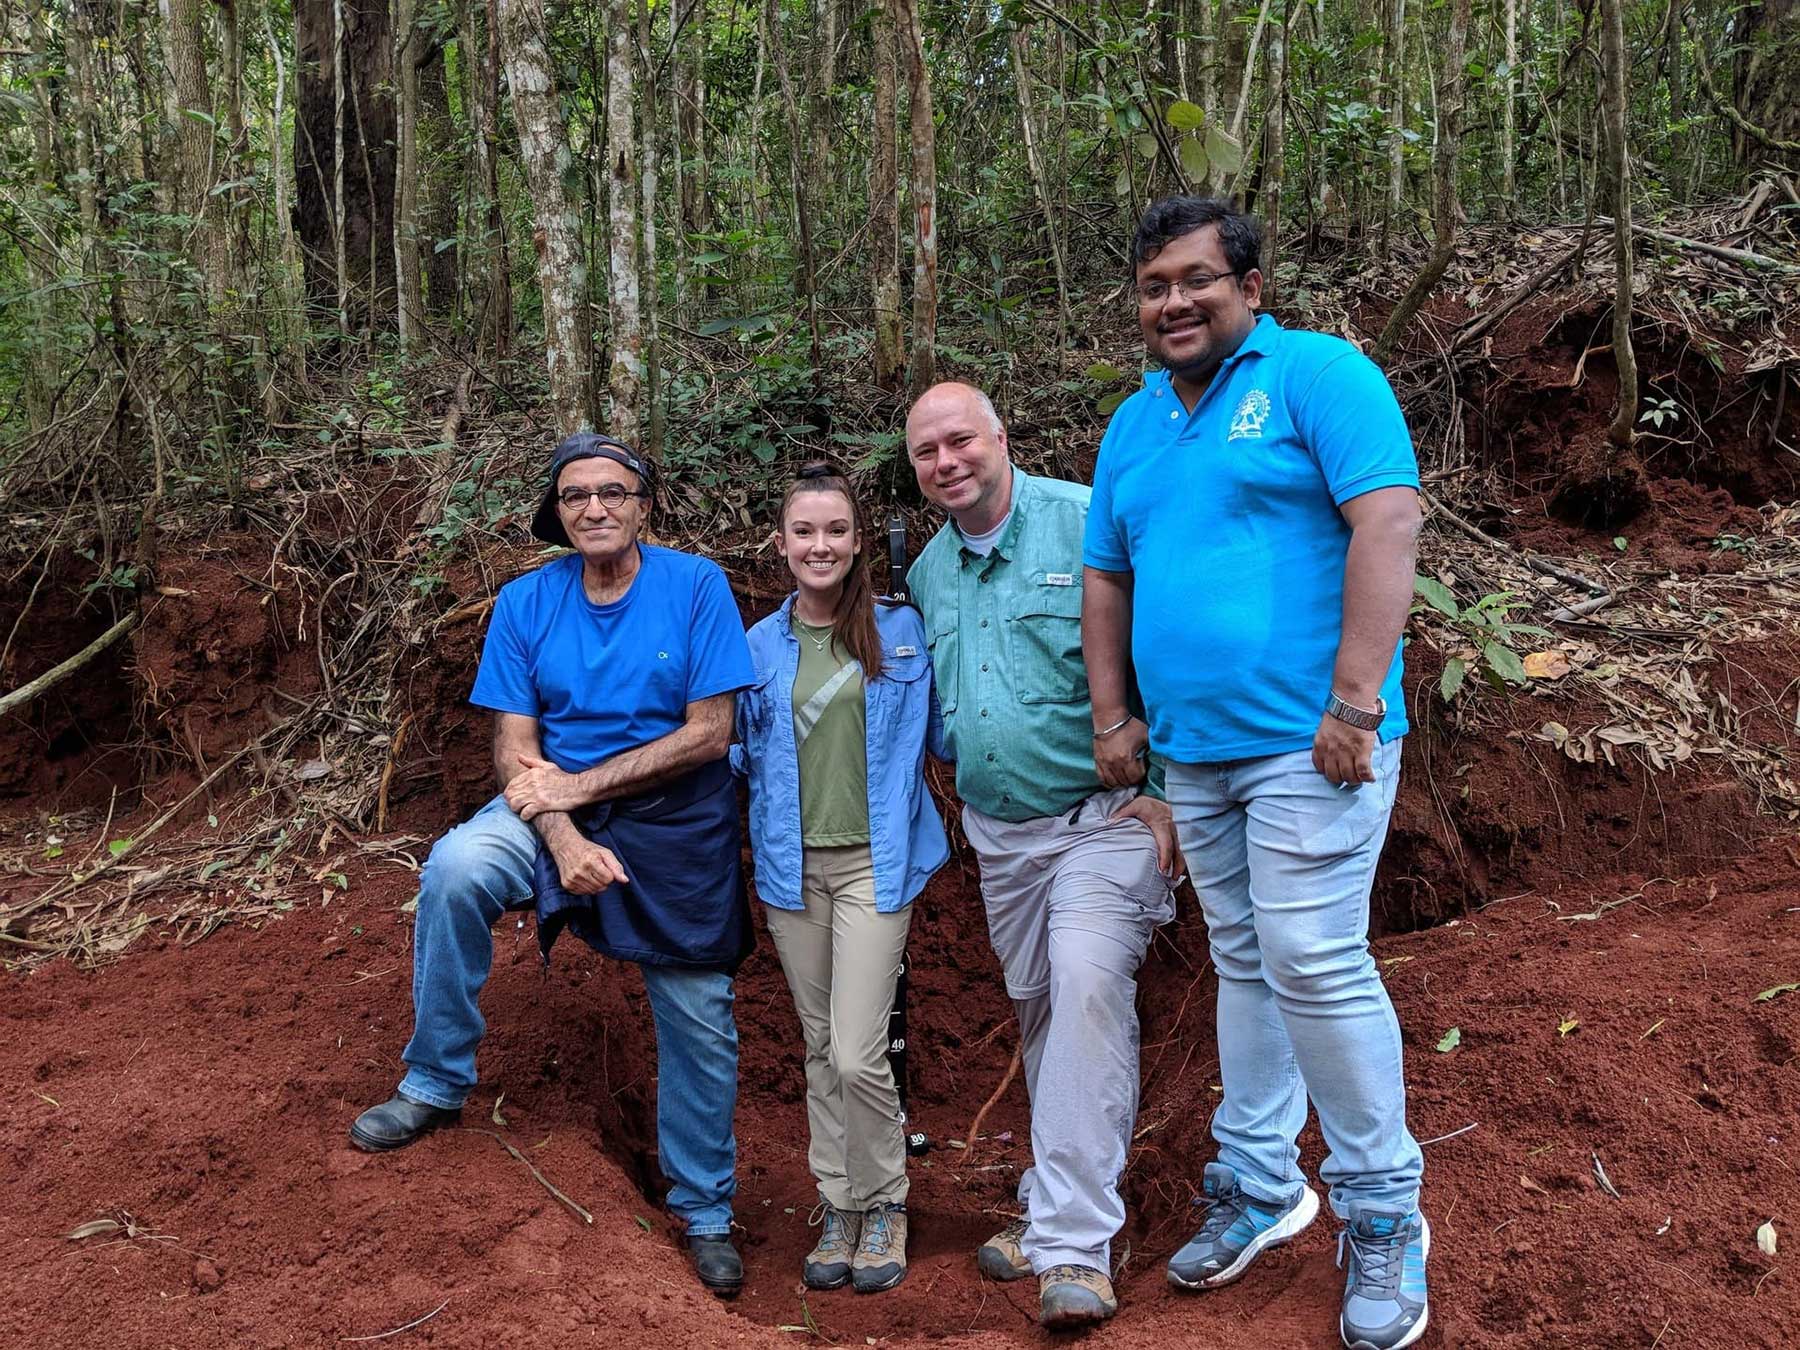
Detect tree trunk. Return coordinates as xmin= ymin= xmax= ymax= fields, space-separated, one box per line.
xmin=265 ymin=11 xmax=307 ymax=375
xmin=677 ymin=0 xmax=710 ymax=238
xmin=1501 ymin=0 xmax=1517 ymax=216
xmin=1372 ymin=0 xmax=1469 ymax=364
xmin=1010 ymin=26 xmax=1071 ymax=346
xmin=1197 ymin=0 xmax=1218 ymax=126
xmin=460 ymin=0 xmax=511 ymax=357
xmin=159 ymin=0 xmax=220 ymax=293
xmin=808 ymin=0 xmax=839 ymax=249
xmin=766 ymin=0 xmax=826 ymax=381
xmin=1261 ymin=5 xmax=1286 ymax=297
xmin=870 ymin=0 xmax=905 ymax=392
xmin=893 ymin=0 xmax=937 ymax=397
xmin=217 ymin=0 xmax=252 ymax=291
xmin=498 ymin=0 xmax=594 ymax=435
xmin=394 ymin=0 xmax=424 ymax=347
xmin=1598 ymin=0 xmax=1636 ymax=447
xmin=1381 ymin=0 xmax=1406 ymax=256
xmin=418 ymin=42 xmax=460 ymax=319
xmin=294 ymin=0 xmax=397 ymax=332
xmin=639 ymin=0 xmax=665 ymax=454
xmin=605 ymin=0 xmax=644 ymax=443
xmin=1733 ymin=0 xmax=1799 ymax=166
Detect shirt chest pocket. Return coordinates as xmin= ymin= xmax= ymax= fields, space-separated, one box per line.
xmin=925 ymin=623 xmax=959 ymax=715
xmin=744 ymin=667 xmax=781 ymax=736
xmin=871 ymin=650 xmax=930 ymax=724
xmin=1009 ymin=582 xmax=1088 ymax=705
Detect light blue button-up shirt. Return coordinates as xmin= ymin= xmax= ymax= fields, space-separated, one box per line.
xmin=732 ymin=597 xmax=949 ymax=912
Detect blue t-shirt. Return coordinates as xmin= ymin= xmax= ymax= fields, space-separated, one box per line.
xmin=1083 ymin=314 xmax=1419 ymax=763
xmin=470 ymin=546 xmax=755 ymax=773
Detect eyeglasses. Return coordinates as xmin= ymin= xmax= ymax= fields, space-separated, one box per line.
xmin=1136 ymin=271 xmax=1239 ymax=306
xmin=558 ymin=484 xmax=649 ymax=511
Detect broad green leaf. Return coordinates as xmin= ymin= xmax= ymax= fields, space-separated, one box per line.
xmin=1754 ymin=981 xmax=1799 ymax=1003
xmin=1179 ymin=135 xmax=1208 ymax=182
xmin=107 ymin=838 xmax=133 ymax=858
xmin=1204 ymin=125 xmax=1243 ymax=177
xmin=691 ymin=250 xmax=728 ymax=266
xmin=1483 ymin=642 xmax=1528 ymax=685
xmin=1412 ymin=574 xmax=1461 ymax=619
xmin=1165 ymin=99 xmax=1206 ymax=132
xmin=1096 ymin=391 xmax=1129 ymax=416
xmin=1438 ymin=656 xmax=1467 ymax=702
xmin=1133 ymin=133 xmax=1159 ymax=160
xmin=1436 ymin=1027 xmax=1461 ymax=1053
xmin=1085 ymin=361 xmax=1125 ymax=383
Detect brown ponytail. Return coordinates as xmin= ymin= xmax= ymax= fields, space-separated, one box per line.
xmin=778 ymin=462 xmax=885 ymax=682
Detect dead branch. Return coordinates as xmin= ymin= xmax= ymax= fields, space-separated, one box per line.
xmin=1 ymin=707 xmax=312 ymax=928
xmin=413 ymin=368 xmax=477 ymax=530
xmin=0 ymin=612 xmax=138 ymax=720
xmin=1423 ymin=492 xmax=1610 ymax=596
xmin=464 ymin=1128 xmax=594 ymax=1225
xmin=1593 ymin=216 xmax=1800 ymax=274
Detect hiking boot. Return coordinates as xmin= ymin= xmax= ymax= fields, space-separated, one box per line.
xmin=851 ymin=1203 xmax=908 ymax=1293
xmin=803 ymin=1203 xmax=862 ymax=1290
xmin=976 ymin=1216 xmax=1032 ymax=1281
xmin=1337 ymin=1206 xmax=1430 ymax=1350
xmin=348 ymin=1092 xmax=460 ymax=1152
xmin=1166 ymin=1162 xmax=1320 ymax=1290
xmin=687 ymin=1233 xmax=744 ymax=1298
xmin=1038 ymin=1263 xmax=1117 ymax=1328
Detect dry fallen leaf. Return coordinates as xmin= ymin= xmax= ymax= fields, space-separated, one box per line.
xmin=1520 ymin=1175 xmax=1550 ymax=1196
xmin=1757 ymin=1221 xmax=1778 ymax=1257
xmin=1523 ymin=649 xmax=1572 ymax=679
xmin=65 ymin=1219 xmax=123 ymax=1241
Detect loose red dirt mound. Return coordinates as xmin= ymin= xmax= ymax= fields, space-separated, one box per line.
xmin=4 ymin=814 xmax=1796 ymax=1347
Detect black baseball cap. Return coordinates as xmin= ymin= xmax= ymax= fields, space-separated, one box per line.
xmin=529 ymin=432 xmax=656 ymax=548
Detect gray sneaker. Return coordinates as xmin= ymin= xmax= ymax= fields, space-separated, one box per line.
xmin=1167 ymin=1162 xmax=1320 ymax=1290
xmin=1337 ymin=1205 xmax=1430 ymax=1350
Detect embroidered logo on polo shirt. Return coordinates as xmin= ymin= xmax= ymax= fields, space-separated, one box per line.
xmin=1228 ymin=389 xmax=1272 ymax=441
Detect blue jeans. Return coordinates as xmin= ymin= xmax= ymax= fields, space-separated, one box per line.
xmin=1165 ymin=741 xmax=1423 ymax=1218
xmin=398 ymin=794 xmax=739 ymax=1236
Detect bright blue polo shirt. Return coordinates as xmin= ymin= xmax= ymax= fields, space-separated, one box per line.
xmin=1083 ymin=314 xmax=1418 ymax=763
xmin=470 ymin=546 xmax=755 ymax=772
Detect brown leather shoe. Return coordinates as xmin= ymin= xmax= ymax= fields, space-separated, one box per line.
xmin=803 ymin=1203 xmax=862 ymax=1290
xmin=852 ymin=1203 xmax=908 ymax=1292
xmin=976 ymin=1216 xmax=1032 ymax=1281
xmin=1039 ymin=1263 xmax=1118 ymax=1328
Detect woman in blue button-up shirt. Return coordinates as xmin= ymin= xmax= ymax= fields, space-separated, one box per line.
xmin=733 ymin=463 xmax=948 ymax=1295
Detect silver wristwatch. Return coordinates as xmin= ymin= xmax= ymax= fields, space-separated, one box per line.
xmin=1325 ymin=691 xmax=1385 ymax=731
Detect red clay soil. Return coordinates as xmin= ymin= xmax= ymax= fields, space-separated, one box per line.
xmin=4 ymin=803 xmax=1797 ymax=1348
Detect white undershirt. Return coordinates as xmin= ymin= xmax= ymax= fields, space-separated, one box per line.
xmin=958 ymin=507 xmax=1013 ymax=558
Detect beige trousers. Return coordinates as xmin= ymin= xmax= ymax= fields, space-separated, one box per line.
xmin=765 ymin=843 xmax=913 ymax=1210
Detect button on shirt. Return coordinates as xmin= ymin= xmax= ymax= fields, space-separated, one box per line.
xmin=1082 ymin=314 xmax=1419 ymax=763
xmin=908 ymin=470 xmax=1106 ymax=822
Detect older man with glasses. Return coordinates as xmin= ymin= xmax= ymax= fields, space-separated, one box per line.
xmin=349 ymin=432 xmax=758 ymax=1298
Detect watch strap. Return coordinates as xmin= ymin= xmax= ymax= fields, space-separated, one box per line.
xmin=1325 ymin=691 xmax=1385 ymax=731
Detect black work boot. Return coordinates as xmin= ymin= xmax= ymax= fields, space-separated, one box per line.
xmin=348 ymin=1092 xmax=460 ymax=1152
xmin=688 ymin=1233 xmax=744 ymax=1297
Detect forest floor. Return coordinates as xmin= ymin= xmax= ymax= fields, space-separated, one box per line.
xmin=3 ymin=217 xmax=1799 ymax=1348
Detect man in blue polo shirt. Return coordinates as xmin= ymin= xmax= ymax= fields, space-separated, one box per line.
xmin=349 ymin=433 xmax=756 ymax=1298
xmin=1082 ymin=198 xmax=1429 ymax=1350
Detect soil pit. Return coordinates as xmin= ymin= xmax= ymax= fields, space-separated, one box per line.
xmin=4 ymin=803 xmax=1798 ymax=1348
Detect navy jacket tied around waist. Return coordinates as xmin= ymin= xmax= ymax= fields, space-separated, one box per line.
xmin=529 ymin=756 xmax=752 ymax=971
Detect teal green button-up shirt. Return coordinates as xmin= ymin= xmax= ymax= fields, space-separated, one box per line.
xmin=908 ymin=469 xmax=1111 ymax=822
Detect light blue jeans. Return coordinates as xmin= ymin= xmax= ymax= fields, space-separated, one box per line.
xmin=1165 ymin=741 xmax=1423 ymax=1218
xmin=398 ymin=794 xmax=739 ymax=1236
